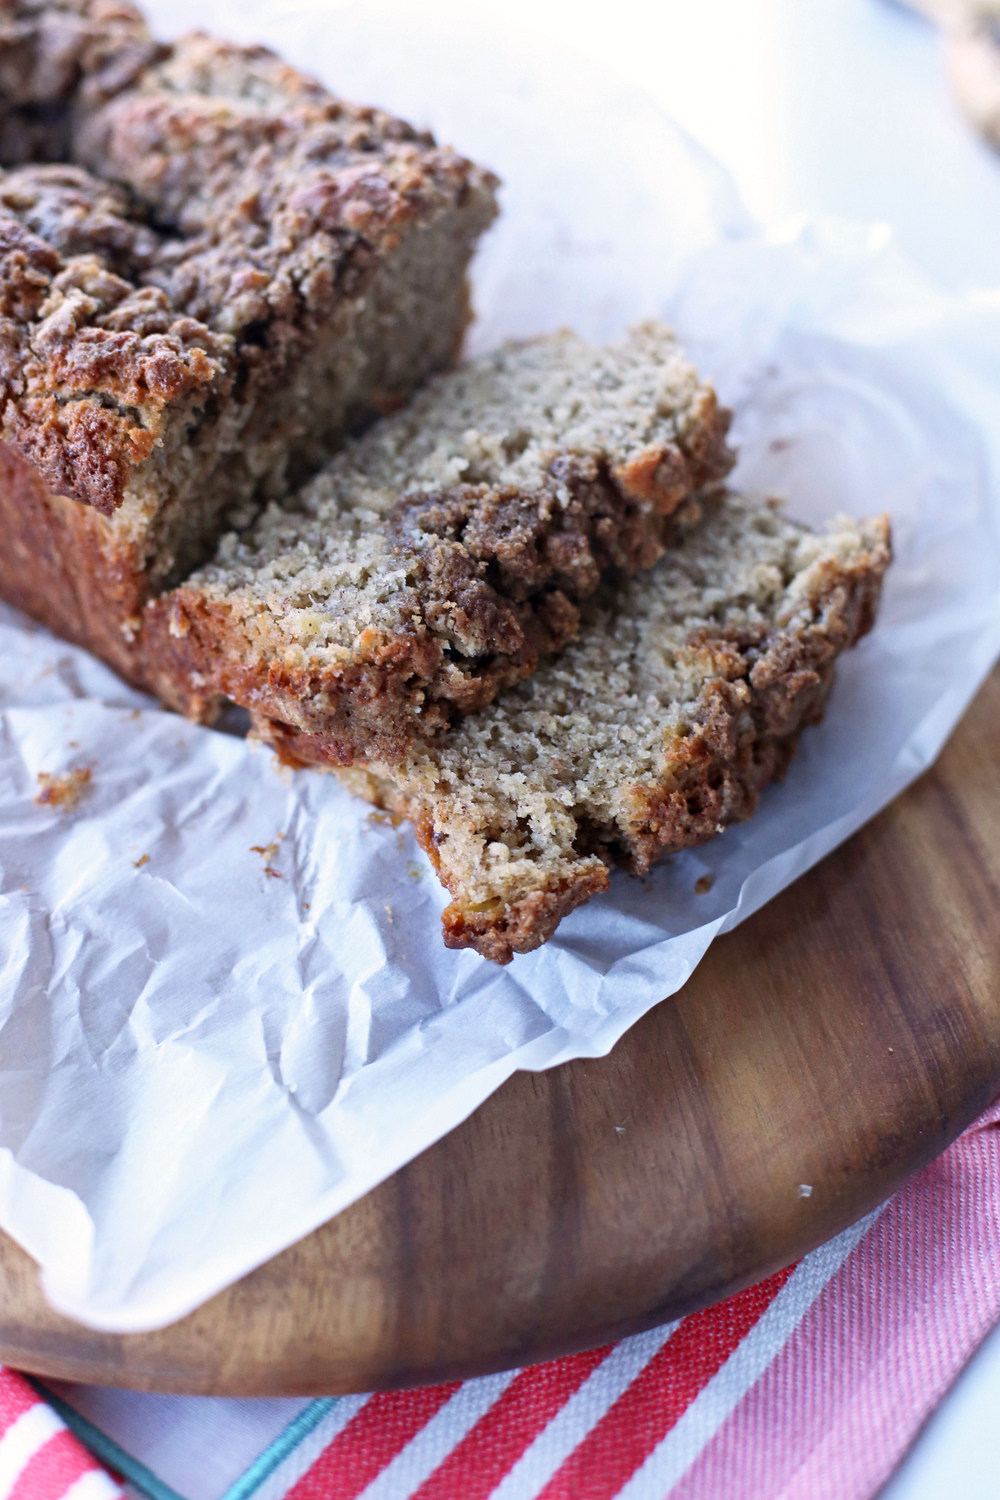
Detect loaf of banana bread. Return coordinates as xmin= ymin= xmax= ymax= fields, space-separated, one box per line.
xmin=0 ymin=0 xmax=498 ymax=690
xmin=337 ymin=493 xmax=892 ymax=961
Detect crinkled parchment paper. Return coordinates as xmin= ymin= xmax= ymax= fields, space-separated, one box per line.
xmin=2 ymin=1 xmax=1000 ymax=1331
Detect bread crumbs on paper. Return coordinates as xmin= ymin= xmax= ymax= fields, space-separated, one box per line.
xmin=251 ymin=836 xmax=284 ymax=879
xmin=695 ymin=874 xmax=714 ymax=894
xmin=368 ymin=809 xmax=403 ymax=830
xmin=35 ymin=767 xmax=91 ymax=811
xmin=133 ymin=853 xmax=150 ymax=869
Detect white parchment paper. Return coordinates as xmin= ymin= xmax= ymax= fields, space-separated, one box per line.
xmin=1 ymin=1 xmax=1000 ymax=1332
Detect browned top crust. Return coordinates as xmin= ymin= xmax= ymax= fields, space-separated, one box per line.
xmin=0 ymin=1 xmax=154 ymax=150
xmin=0 ymin=195 xmax=229 ymax=511
xmin=0 ymin=0 xmax=498 ymax=511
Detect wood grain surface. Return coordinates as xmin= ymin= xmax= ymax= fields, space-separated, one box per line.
xmin=2 ymin=667 xmax=999 ymax=1397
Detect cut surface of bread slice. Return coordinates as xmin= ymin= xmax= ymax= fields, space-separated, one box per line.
xmin=148 ymin=323 xmax=733 ymax=764
xmin=334 ymin=493 xmax=892 ymax=962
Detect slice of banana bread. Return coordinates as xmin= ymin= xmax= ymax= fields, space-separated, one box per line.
xmin=147 ymin=323 xmax=733 ymax=764
xmin=0 ymin=0 xmax=498 ymax=689
xmin=334 ymin=493 xmax=891 ymax=962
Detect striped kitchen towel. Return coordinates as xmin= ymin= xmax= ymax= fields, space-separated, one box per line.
xmin=0 ymin=1369 xmax=122 ymax=1499
xmin=11 ymin=1097 xmax=1000 ymax=1500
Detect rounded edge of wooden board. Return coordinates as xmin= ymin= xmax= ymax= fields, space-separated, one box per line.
xmin=1 ymin=670 xmax=998 ymax=1396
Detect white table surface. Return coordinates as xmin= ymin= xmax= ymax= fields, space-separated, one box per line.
xmin=454 ymin=2 xmax=1000 ymax=1495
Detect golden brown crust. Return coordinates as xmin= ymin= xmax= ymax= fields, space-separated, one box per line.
xmin=0 ymin=437 xmax=151 ymax=683
xmin=0 ymin=204 xmax=228 ymax=512
xmin=332 ymin=767 xmax=612 ymax=964
xmin=438 ymin=873 xmax=612 ymax=961
xmin=615 ymin=542 xmax=886 ymax=878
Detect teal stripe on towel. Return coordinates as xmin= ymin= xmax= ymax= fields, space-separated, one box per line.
xmin=30 ymin=1378 xmax=188 ymax=1500
xmin=220 ymin=1400 xmax=340 ymax=1500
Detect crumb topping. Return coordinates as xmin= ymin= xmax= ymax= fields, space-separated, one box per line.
xmin=0 ymin=0 xmax=498 ymax=511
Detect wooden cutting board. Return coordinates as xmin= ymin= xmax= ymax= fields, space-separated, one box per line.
xmin=1 ymin=667 xmax=998 ymax=1396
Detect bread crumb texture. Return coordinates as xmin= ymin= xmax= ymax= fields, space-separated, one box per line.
xmin=153 ymin=323 xmax=733 ymax=762
xmin=335 ymin=493 xmax=891 ymax=962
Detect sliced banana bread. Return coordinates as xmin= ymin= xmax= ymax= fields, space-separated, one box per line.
xmin=334 ymin=493 xmax=891 ymax=962
xmin=0 ymin=0 xmax=497 ymax=690
xmin=148 ymin=323 xmax=733 ymax=764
